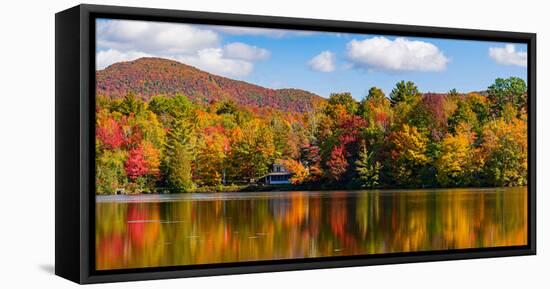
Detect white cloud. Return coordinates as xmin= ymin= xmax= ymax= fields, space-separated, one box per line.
xmin=489 ymin=44 xmax=527 ymax=67
xmin=178 ymin=48 xmax=253 ymax=78
xmin=97 ymin=20 xmax=220 ymax=55
xmin=96 ymin=19 xmax=271 ymax=78
xmin=212 ymin=26 xmax=287 ymax=37
xmin=223 ymin=42 xmax=270 ymax=61
xmin=308 ymin=51 xmax=336 ymax=72
xmin=96 ymin=49 xmax=151 ymax=70
xmin=346 ymin=37 xmax=449 ymax=71
xmin=209 ymin=25 xmax=315 ymax=38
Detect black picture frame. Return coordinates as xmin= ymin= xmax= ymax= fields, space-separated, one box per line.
xmin=55 ymin=4 xmax=536 ymax=284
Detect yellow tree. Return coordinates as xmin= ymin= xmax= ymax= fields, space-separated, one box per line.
xmin=228 ymin=119 xmax=276 ymax=182
xmin=142 ymin=140 xmax=161 ymax=179
xmin=435 ymin=124 xmax=477 ymax=186
xmin=194 ymin=125 xmax=229 ymax=186
xmin=388 ymin=124 xmax=429 ymax=186
xmin=280 ymin=159 xmax=308 ymax=185
xmin=480 ymin=117 xmax=527 ymax=186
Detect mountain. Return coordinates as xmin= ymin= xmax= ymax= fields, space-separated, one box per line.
xmin=96 ymin=57 xmax=324 ymax=113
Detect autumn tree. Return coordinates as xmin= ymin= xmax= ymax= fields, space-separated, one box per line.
xmin=149 ymin=94 xmax=195 ymax=127
xmin=129 ymin=110 xmax=166 ymax=150
xmin=142 ymin=141 xmax=161 ymax=182
xmin=301 ymin=144 xmax=323 ymax=182
xmin=124 ymin=145 xmax=149 ymax=185
xmin=366 ymin=87 xmax=386 ymax=101
xmin=326 ymin=145 xmax=348 ymax=182
xmin=215 ymin=100 xmax=239 ymax=115
xmin=448 ymin=99 xmax=478 ymax=134
xmin=359 ymin=87 xmax=392 ymax=131
xmin=326 ymin=92 xmax=358 ymax=115
xmin=270 ymin=114 xmax=300 ymax=160
xmin=94 ymin=75 xmax=528 ymax=194
xmin=326 ymin=115 xmax=367 ymax=183
xmin=121 ymin=144 xmax=154 ymax=193
xmin=228 ymin=119 xmax=275 ymax=182
xmin=388 ymin=124 xmax=430 ymax=186
xmin=281 ymin=159 xmax=308 ymax=184
xmin=466 ymin=93 xmax=490 ymax=126
xmin=480 ymin=117 xmax=527 ymax=186
xmin=96 ymin=109 xmax=125 ymax=150
xmin=194 ymin=125 xmax=229 ymax=186
xmin=408 ymin=93 xmax=448 ymax=140
xmin=358 ymin=88 xmax=393 ymax=164
xmin=435 ymin=124 xmax=477 ymax=186
xmin=96 ymin=149 xmax=127 ymax=194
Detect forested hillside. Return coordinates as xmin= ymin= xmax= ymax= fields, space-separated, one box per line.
xmin=95 ymin=59 xmax=528 ymax=194
xmin=96 ymin=57 xmax=323 ymax=113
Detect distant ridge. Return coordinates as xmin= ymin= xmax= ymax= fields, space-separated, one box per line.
xmin=96 ymin=57 xmax=324 ymax=112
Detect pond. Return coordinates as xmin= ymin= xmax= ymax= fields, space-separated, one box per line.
xmin=96 ymin=187 xmax=527 ymax=270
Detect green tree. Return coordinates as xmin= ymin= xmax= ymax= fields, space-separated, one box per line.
xmin=391 ymin=81 xmax=423 ymax=127
xmin=165 ymin=143 xmax=195 ymax=192
xmin=96 ymin=149 xmax=127 ymax=194
xmin=358 ymin=87 xmax=390 ymax=118
xmin=466 ymin=93 xmax=490 ymax=126
xmin=390 ymin=80 xmax=421 ymax=105
xmin=487 ymin=77 xmax=527 ymax=115
xmin=117 ymin=93 xmax=145 ymax=116
xmin=448 ymin=99 xmax=478 ymax=134
xmin=355 ymin=144 xmax=381 ymax=188
xmin=164 ymin=118 xmax=196 ymax=192
xmin=149 ymin=94 xmax=195 ymax=126
xmin=215 ymin=100 xmax=239 ymax=115
xmin=130 ymin=110 xmax=166 ymax=150
xmin=327 ymin=92 xmax=358 ymax=115
xmin=366 ymin=87 xmax=386 ymax=101
xmin=447 ymin=88 xmax=459 ymax=99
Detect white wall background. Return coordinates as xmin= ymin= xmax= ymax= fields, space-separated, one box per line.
xmin=0 ymin=0 xmax=547 ymax=287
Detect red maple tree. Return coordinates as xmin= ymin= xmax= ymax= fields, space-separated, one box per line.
xmin=124 ymin=145 xmax=148 ymax=180
xmin=326 ymin=145 xmax=348 ymax=181
xmin=96 ymin=117 xmax=124 ymax=149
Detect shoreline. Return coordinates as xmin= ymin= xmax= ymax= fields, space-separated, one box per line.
xmin=96 ymin=183 xmax=528 ymax=196
xmin=96 ymin=186 xmax=527 ymax=203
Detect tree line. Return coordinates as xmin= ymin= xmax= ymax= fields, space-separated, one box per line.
xmin=95 ymin=77 xmax=528 ymax=194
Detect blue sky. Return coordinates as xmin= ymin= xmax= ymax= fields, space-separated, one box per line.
xmin=96 ymin=19 xmax=527 ymax=100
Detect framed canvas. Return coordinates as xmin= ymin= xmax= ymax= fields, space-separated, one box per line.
xmin=55 ymin=4 xmax=536 ymax=284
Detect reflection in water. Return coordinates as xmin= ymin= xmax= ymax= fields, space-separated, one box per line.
xmin=96 ymin=187 xmax=527 ymax=270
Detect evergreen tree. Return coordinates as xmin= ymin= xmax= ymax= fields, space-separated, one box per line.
xmin=355 ymin=144 xmax=381 ymax=189
xmin=390 ymin=80 xmax=420 ymax=105
xmin=164 ymin=118 xmax=196 ymax=192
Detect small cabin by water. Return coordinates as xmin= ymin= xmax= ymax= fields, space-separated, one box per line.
xmin=264 ymin=163 xmax=292 ymax=185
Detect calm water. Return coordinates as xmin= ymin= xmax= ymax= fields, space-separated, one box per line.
xmin=96 ymin=187 xmax=527 ymax=270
